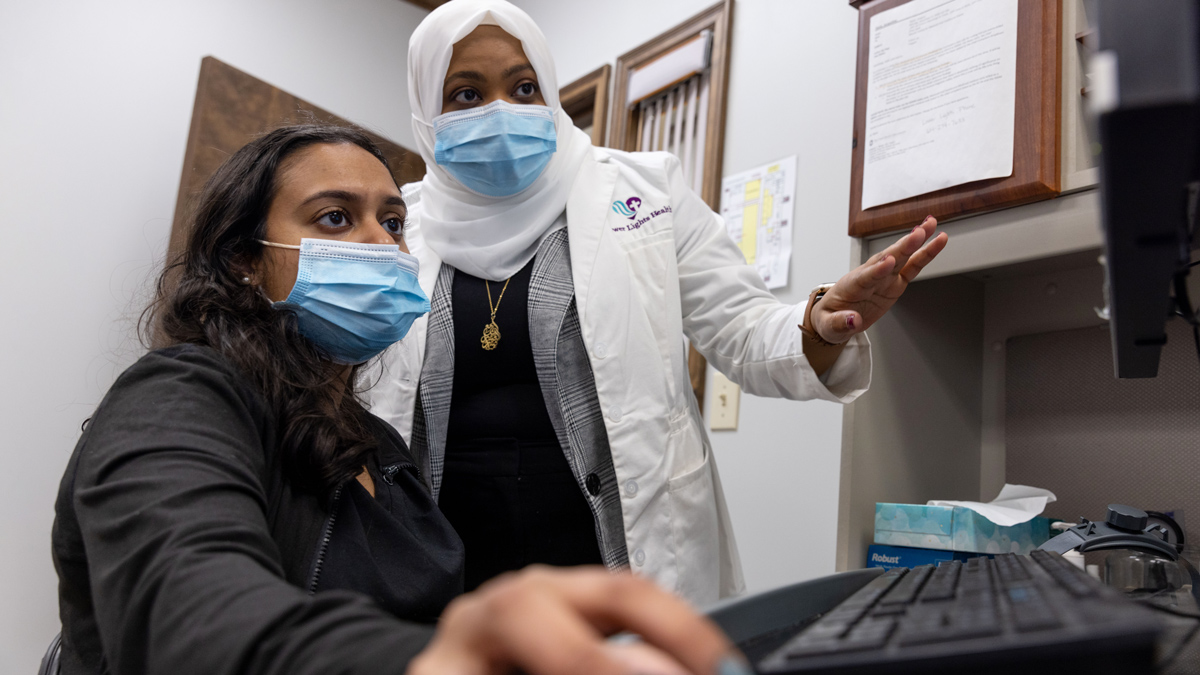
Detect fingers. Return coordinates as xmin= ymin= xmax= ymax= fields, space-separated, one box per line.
xmin=844 ymin=250 xmax=896 ymax=294
xmin=848 ymin=216 xmax=940 ymax=293
xmin=867 ymin=215 xmax=934 ymax=275
xmin=413 ymin=570 xmax=628 ymax=675
xmin=533 ymin=569 xmax=739 ymax=675
xmin=885 ymin=215 xmax=936 ymax=270
xmin=603 ymin=641 xmax=692 ymax=675
xmin=492 ymin=581 xmax=629 ymax=675
xmin=897 ymin=231 xmax=948 ymax=283
xmin=414 ymin=567 xmax=746 ymax=675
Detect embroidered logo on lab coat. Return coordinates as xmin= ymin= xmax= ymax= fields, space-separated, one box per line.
xmin=612 ymin=196 xmax=642 ymax=220
xmin=610 ymin=196 xmax=672 ymax=233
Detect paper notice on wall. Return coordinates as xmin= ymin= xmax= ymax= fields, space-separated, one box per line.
xmin=861 ymin=0 xmax=1019 ymax=210
xmin=719 ymin=155 xmax=796 ymax=290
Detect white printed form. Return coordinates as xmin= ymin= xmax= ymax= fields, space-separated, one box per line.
xmin=720 ymin=155 xmax=797 ymax=290
xmin=861 ymin=0 xmax=1019 ymax=210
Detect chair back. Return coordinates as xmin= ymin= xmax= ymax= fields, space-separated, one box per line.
xmin=38 ymin=632 xmax=61 ymax=675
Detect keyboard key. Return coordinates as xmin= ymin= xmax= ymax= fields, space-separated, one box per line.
xmin=918 ymin=560 xmax=962 ymax=602
xmin=838 ymin=617 xmax=896 ymax=651
xmin=870 ymin=603 xmax=909 ymax=616
xmin=1006 ymin=586 xmax=1063 ymax=632
xmin=800 ymin=622 xmax=851 ymax=641
xmin=783 ymin=638 xmax=841 ymax=659
xmin=1012 ymin=608 xmax=1062 ymax=632
xmin=995 ymin=554 xmax=1037 ymax=592
xmin=822 ymin=607 xmax=867 ymax=625
xmin=819 ymin=568 xmax=906 ymax=624
xmin=879 ymin=565 xmax=933 ymax=606
xmin=958 ymin=558 xmax=994 ymax=594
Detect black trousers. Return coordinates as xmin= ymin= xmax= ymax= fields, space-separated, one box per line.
xmin=439 ymin=437 xmax=603 ymax=591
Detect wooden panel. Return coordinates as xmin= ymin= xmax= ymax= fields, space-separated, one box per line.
xmin=169 ymin=56 xmax=426 ymax=262
xmin=560 ymin=64 xmax=612 ymax=147
xmin=400 ymin=0 xmax=450 ymax=10
xmin=847 ymin=0 xmax=1062 ymax=238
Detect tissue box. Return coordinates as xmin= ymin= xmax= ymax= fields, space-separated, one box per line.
xmin=866 ymin=544 xmax=985 ymax=570
xmin=874 ymin=502 xmax=1051 ymax=554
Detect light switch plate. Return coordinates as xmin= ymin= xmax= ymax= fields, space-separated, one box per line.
xmin=709 ymin=371 xmax=740 ymax=431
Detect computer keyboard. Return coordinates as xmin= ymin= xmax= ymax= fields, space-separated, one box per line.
xmin=756 ymin=551 xmax=1163 ymax=675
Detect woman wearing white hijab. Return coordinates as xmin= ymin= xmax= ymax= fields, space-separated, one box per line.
xmin=369 ymin=0 xmax=947 ymax=605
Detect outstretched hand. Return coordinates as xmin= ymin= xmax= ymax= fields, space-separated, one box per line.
xmin=811 ymin=216 xmax=948 ymax=344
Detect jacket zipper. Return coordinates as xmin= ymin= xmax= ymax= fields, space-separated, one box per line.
xmin=381 ymin=463 xmax=401 ymax=485
xmin=305 ymin=460 xmax=422 ymax=594
xmin=306 ymin=483 xmax=344 ymax=595
xmin=381 ymin=461 xmax=420 ymax=485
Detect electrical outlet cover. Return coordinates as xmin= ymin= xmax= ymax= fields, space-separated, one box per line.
xmin=709 ymin=371 xmax=740 ymax=430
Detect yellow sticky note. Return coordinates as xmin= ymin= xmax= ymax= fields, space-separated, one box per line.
xmin=744 ymin=179 xmax=761 ymax=202
xmin=741 ymin=204 xmax=758 ymax=264
xmin=763 ymin=192 xmax=773 ymax=224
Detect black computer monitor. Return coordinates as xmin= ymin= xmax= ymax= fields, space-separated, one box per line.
xmin=1094 ymin=0 xmax=1200 ymax=378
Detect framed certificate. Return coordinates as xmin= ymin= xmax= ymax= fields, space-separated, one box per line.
xmin=847 ymin=0 xmax=1061 ymax=238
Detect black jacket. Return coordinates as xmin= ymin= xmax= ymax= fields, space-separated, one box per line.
xmin=52 ymin=345 xmax=447 ymax=675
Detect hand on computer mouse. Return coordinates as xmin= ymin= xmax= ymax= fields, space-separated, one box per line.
xmin=406 ymin=565 xmax=752 ymax=675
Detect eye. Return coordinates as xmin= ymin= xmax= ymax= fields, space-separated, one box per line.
xmin=382 ymin=216 xmax=406 ymax=236
xmin=515 ymin=81 xmax=539 ymax=98
xmin=452 ymin=88 xmax=482 ymax=105
xmin=316 ymin=209 xmax=351 ymax=229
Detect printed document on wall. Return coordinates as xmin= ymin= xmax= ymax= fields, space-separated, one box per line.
xmin=861 ymin=0 xmax=1019 ymax=210
xmin=720 ymin=155 xmax=796 ymax=290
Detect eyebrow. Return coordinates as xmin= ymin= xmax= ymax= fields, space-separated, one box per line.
xmin=444 ymin=63 xmax=536 ymax=87
xmin=300 ymin=190 xmax=406 ymax=210
xmin=301 ymin=189 xmax=360 ymax=206
xmin=445 ymin=70 xmax=486 ymax=84
xmin=502 ymin=63 xmax=535 ymax=79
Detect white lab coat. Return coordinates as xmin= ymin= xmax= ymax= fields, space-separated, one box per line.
xmin=366 ymin=146 xmax=871 ymax=605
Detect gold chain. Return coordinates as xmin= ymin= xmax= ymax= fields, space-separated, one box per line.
xmin=481 ymin=277 xmax=512 ymax=351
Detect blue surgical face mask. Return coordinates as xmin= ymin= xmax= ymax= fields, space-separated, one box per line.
xmin=259 ymin=238 xmax=430 ymax=364
xmin=433 ymin=100 xmax=557 ymax=197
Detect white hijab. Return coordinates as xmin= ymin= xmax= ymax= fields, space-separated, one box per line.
xmin=408 ymin=0 xmax=593 ymax=281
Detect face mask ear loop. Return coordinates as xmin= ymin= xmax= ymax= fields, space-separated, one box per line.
xmin=258 ymin=240 xmax=302 ymax=250
xmin=252 ymin=239 xmax=301 ymax=305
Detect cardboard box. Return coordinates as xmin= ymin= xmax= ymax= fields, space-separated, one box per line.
xmin=874 ymin=502 xmax=1051 ymax=554
xmin=866 ymin=544 xmax=985 ymax=570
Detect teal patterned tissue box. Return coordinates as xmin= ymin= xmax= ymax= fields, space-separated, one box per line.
xmin=874 ymin=503 xmax=1051 ymax=554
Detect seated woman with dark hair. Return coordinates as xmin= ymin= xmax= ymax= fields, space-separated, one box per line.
xmin=51 ymin=124 xmax=746 ymax=675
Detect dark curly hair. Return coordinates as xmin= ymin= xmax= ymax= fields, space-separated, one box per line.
xmin=142 ymin=123 xmax=401 ymax=495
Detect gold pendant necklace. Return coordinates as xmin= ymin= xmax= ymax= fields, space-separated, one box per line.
xmin=482 ymin=277 xmax=512 ymax=351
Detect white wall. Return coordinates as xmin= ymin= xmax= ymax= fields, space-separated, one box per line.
xmin=511 ymin=0 xmax=862 ymax=593
xmin=0 ymin=1 xmax=427 ymax=670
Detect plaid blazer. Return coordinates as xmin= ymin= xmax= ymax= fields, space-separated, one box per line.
xmin=411 ymin=228 xmax=629 ymax=570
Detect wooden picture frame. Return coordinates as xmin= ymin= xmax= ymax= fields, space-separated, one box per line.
xmin=169 ymin=57 xmax=426 ymax=262
xmin=560 ymin=65 xmax=612 ymax=147
xmin=847 ymin=0 xmax=1062 ymax=238
xmin=609 ymin=0 xmax=733 ymax=211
